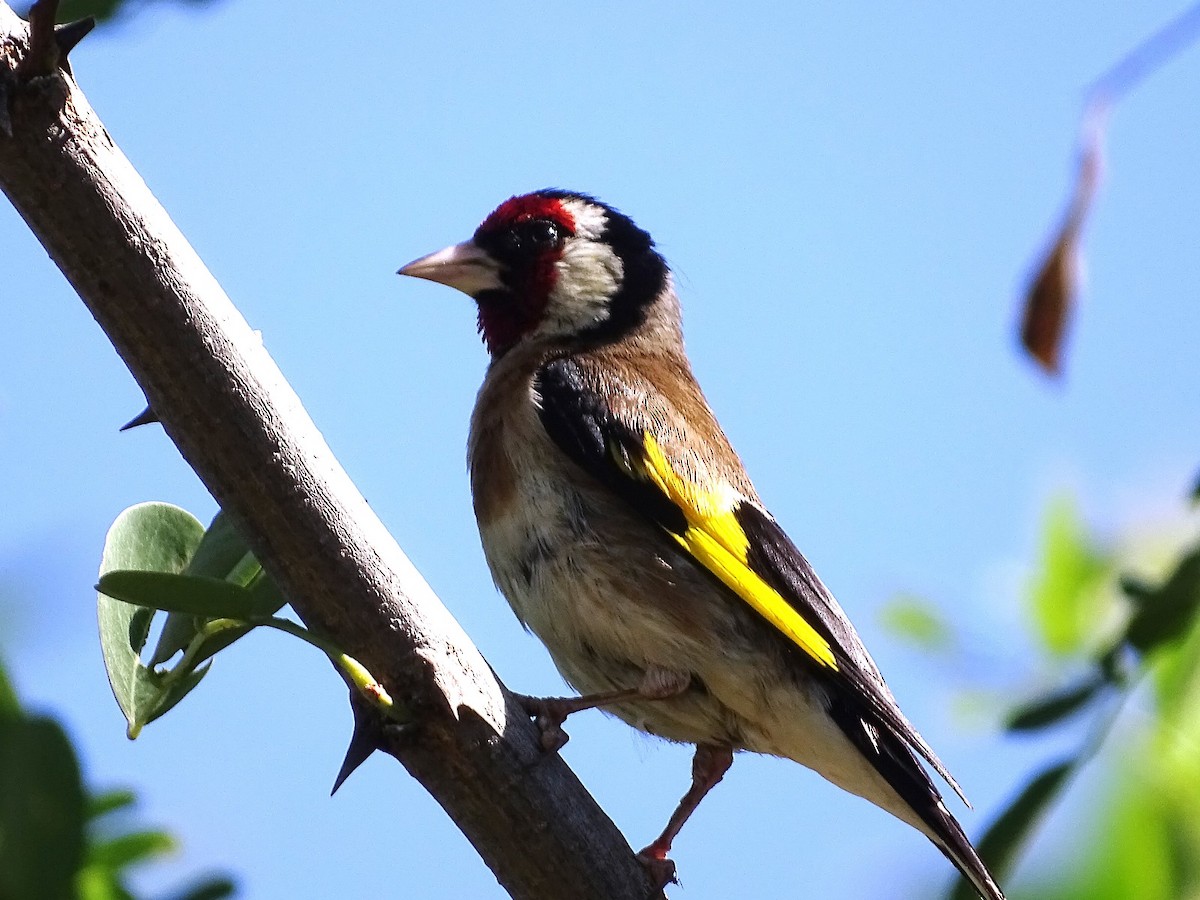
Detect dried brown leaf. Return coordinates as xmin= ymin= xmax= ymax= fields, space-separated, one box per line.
xmin=1019 ymin=111 xmax=1104 ymax=376
xmin=1019 ymin=3 xmax=1200 ymax=377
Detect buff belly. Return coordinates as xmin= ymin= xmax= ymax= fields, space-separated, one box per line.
xmin=477 ymin=471 xmax=934 ymax=838
xmin=476 ymin=469 xmax=737 ymax=741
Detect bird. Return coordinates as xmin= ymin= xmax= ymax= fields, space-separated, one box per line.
xmin=398 ymin=189 xmax=1004 ymax=899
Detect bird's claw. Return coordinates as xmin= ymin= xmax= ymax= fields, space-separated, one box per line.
xmin=514 ymin=694 xmax=572 ymax=752
xmin=532 ymin=714 xmax=569 ymax=752
xmin=635 ymin=849 xmax=679 ymax=891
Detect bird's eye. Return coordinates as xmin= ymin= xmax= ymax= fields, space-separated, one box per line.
xmin=527 ymin=220 xmax=560 ymax=247
xmin=497 ymin=219 xmax=563 ymax=256
xmin=478 ymin=217 xmax=566 ymax=262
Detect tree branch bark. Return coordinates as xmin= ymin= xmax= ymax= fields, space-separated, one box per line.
xmin=0 ymin=5 xmax=662 ymax=898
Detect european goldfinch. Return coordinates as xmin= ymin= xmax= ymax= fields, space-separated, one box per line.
xmin=399 ymin=190 xmax=1004 ymax=899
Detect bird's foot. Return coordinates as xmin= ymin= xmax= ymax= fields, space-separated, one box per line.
xmin=513 ymin=693 xmax=578 ymax=752
xmin=635 ymin=844 xmax=679 ymax=891
xmin=515 ymin=673 xmax=690 ymax=753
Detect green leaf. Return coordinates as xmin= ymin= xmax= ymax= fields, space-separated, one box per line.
xmin=950 ymin=758 xmax=1074 ymax=900
xmin=1097 ymin=644 xmax=1130 ymax=686
xmin=878 ymin=594 xmax=953 ymax=651
xmin=1005 ymin=676 xmax=1105 ymax=732
xmin=98 ymin=502 xmax=205 ymax=589
xmin=184 ymin=511 xmax=255 ymax=581
xmin=1119 ymin=574 xmax=1155 ymax=602
xmin=95 ymin=509 xmax=276 ymax=734
xmin=99 ymin=571 xmax=261 ymax=619
xmin=1145 ymin=597 xmax=1200 ymax=735
xmin=52 ymin=0 xmax=225 ymax=25
xmin=75 ymin=863 xmax=134 ymax=900
xmin=97 ymin=573 xmax=272 ymax=700
xmin=148 ymin=611 xmax=202 ymax=668
xmin=98 ymin=503 xmax=205 ymax=738
xmin=88 ymin=829 xmax=176 ymax=869
xmin=146 ymin=662 xmax=211 ymax=725
xmin=246 ymin=569 xmax=287 ymax=617
xmin=86 ymin=788 xmax=136 ymax=821
xmin=0 ymin=655 xmax=20 ymax=723
xmin=1029 ymin=497 xmax=1113 ymax=656
xmin=151 ymin=512 xmax=250 ymax=666
xmin=0 ymin=716 xmax=87 ymax=900
xmin=152 ymin=510 xmax=261 ymax=666
xmin=57 ymin=0 xmax=125 ymax=23
xmin=1125 ymin=545 xmax=1200 ymax=655
xmin=165 ymin=875 xmax=238 ymax=900
xmin=189 ymin=623 xmax=255 ymax=669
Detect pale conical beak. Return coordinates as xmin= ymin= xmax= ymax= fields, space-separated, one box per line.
xmin=397 ymin=240 xmax=502 ymax=297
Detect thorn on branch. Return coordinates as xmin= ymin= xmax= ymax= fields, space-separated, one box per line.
xmin=332 ymin=689 xmax=413 ymax=795
xmin=120 ymin=405 xmax=160 ymax=431
xmin=54 ymin=17 xmax=96 ymax=75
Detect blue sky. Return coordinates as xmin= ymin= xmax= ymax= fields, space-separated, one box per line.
xmin=3 ymin=2 xmax=1199 ymax=898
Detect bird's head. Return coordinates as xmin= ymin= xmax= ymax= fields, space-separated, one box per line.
xmin=399 ymin=190 xmax=669 ymax=357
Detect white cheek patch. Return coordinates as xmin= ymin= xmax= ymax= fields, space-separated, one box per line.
xmin=536 ymin=234 xmax=624 ymax=338
xmin=559 ymin=198 xmax=609 ymax=240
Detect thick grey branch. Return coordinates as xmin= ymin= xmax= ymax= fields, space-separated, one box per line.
xmin=0 ymin=5 xmax=661 ymax=899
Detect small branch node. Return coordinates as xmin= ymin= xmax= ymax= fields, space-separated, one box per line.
xmin=19 ymin=0 xmax=62 ymax=79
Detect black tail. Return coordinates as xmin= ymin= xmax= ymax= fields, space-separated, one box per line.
xmin=829 ymin=700 xmax=1005 ymax=900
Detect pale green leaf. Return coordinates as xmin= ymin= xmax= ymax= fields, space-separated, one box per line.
xmin=146 ymin=663 xmax=211 ymax=725
xmin=189 ymin=624 xmax=254 ymax=669
xmin=97 ymin=503 xmax=205 ymax=738
xmin=246 ymin=570 xmax=287 ymax=617
xmin=184 ymin=511 xmax=254 ymax=581
xmin=88 ymin=829 xmax=176 ymax=869
xmin=99 ymin=571 xmax=260 ymax=620
xmin=1029 ymin=497 xmax=1113 ymax=656
xmin=878 ymin=594 xmax=953 ymax=651
xmin=152 ymin=511 xmax=261 ymax=666
xmin=86 ymin=788 xmax=136 ymax=821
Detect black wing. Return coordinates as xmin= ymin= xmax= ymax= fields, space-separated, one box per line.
xmin=534 ymin=356 xmax=968 ymax=803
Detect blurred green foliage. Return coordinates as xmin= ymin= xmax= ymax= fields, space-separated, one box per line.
xmin=0 ymin=655 xmax=235 ymax=900
xmin=945 ymin=495 xmax=1200 ymax=900
xmin=1028 ymin=497 xmax=1121 ymax=657
xmin=16 ymin=0 xmax=222 ymax=26
xmin=879 ymin=595 xmax=954 ymax=653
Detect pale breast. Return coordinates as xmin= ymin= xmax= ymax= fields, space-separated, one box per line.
xmin=469 ymin=356 xmax=712 ymax=734
xmin=468 ymin=356 xmax=604 ymax=641
xmin=466 ymin=347 xmax=793 ymax=748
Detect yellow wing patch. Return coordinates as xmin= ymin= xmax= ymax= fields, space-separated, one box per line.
xmin=639 ymin=433 xmax=838 ymax=670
